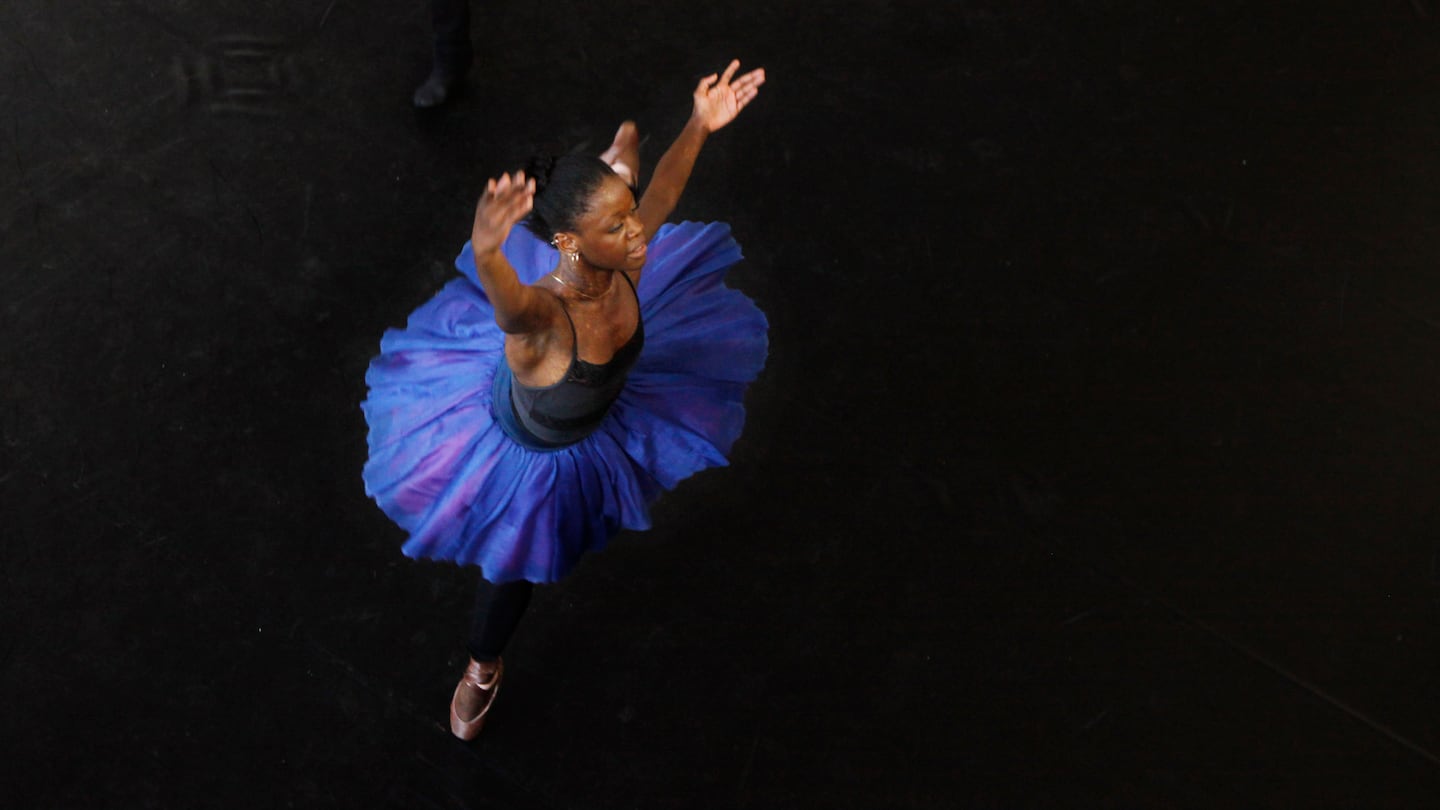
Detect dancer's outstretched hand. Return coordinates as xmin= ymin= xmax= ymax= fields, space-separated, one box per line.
xmin=691 ymin=60 xmax=765 ymax=134
xmin=472 ymin=171 xmax=534 ymax=255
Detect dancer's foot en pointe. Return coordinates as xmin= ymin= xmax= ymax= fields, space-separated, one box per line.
xmin=449 ymin=657 xmax=503 ymax=740
xmin=599 ymin=121 xmax=641 ymax=189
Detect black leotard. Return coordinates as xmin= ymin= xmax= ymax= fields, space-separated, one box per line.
xmin=506 ymin=271 xmax=644 ymax=446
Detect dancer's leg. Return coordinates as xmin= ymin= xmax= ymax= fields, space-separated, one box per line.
xmin=450 ymin=577 xmax=531 ymax=739
xmin=467 ymin=578 xmax=533 ymax=663
xmin=415 ymin=0 xmax=473 ymax=108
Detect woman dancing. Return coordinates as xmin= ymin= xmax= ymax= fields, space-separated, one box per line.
xmin=362 ymin=60 xmax=767 ymax=739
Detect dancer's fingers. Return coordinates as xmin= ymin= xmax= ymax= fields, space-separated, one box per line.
xmin=494 ymin=195 xmax=525 ymax=227
xmin=718 ymin=59 xmax=740 ymax=86
xmin=504 ymin=195 xmax=529 ymax=224
xmin=498 ymin=172 xmax=529 ymax=200
xmin=503 ymin=178 xmax=532 ymax=211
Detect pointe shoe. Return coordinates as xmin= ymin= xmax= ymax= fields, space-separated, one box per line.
xmin=449 ymin=657 xmax=503 ymax=740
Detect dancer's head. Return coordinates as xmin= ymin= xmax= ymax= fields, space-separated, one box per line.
xmin=523 ymin=155 xmax=617 ymax=241
xmin=524 ymin=154 xmax=645 ymax=272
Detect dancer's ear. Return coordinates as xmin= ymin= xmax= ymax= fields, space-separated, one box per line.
xmin=551 ymin=232 xmax=579 ymax=255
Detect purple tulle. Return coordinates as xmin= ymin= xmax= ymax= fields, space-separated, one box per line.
xmin=361 ymin=222 xmax=768 ymax=583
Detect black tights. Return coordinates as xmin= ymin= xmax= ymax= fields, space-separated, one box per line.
xmin=466 ymin=578 xmax=533 ymax=662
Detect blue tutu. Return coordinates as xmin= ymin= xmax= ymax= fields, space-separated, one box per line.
xmin=361 ymin=222 xmax=768 ymax=583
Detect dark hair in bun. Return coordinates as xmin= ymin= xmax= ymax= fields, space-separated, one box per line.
xmin=523 ymin=154 xmax=615 ymax=240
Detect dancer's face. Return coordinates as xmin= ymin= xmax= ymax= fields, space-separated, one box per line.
xmin=568 ymin=175 xmax=646 ymax=272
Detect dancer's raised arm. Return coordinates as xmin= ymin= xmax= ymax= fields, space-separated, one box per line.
xmin=637 ymin=60 xmax=765 ymax=239
xmin=469 ymin=171 xmax=555 ymax=334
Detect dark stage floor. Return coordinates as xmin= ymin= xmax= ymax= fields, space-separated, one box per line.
xmin=4 ymin=1 xmax=1440 ymax=807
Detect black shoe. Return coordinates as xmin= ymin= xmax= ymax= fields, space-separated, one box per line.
xmin=413 ymin=67 xmax=463 ymax=109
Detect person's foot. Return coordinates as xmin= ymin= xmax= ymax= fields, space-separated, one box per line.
xmin=449 ymin=657 xmax=503 ymax=740
xmin=599 ymin=121 xmax=641 ymax=188
xmin=413 ymin=66 xmax=463 ymax=109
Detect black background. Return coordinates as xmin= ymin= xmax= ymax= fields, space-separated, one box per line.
xmin=3 ymin=1 xmax=1439 ymax=807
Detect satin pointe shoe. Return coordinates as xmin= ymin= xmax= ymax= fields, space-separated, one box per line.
xmin=449 ymin=657 xmax=503 ymax=740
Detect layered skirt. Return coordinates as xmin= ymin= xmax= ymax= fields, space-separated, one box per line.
xmin=361 ymin=222 xmax=768 ymax=583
